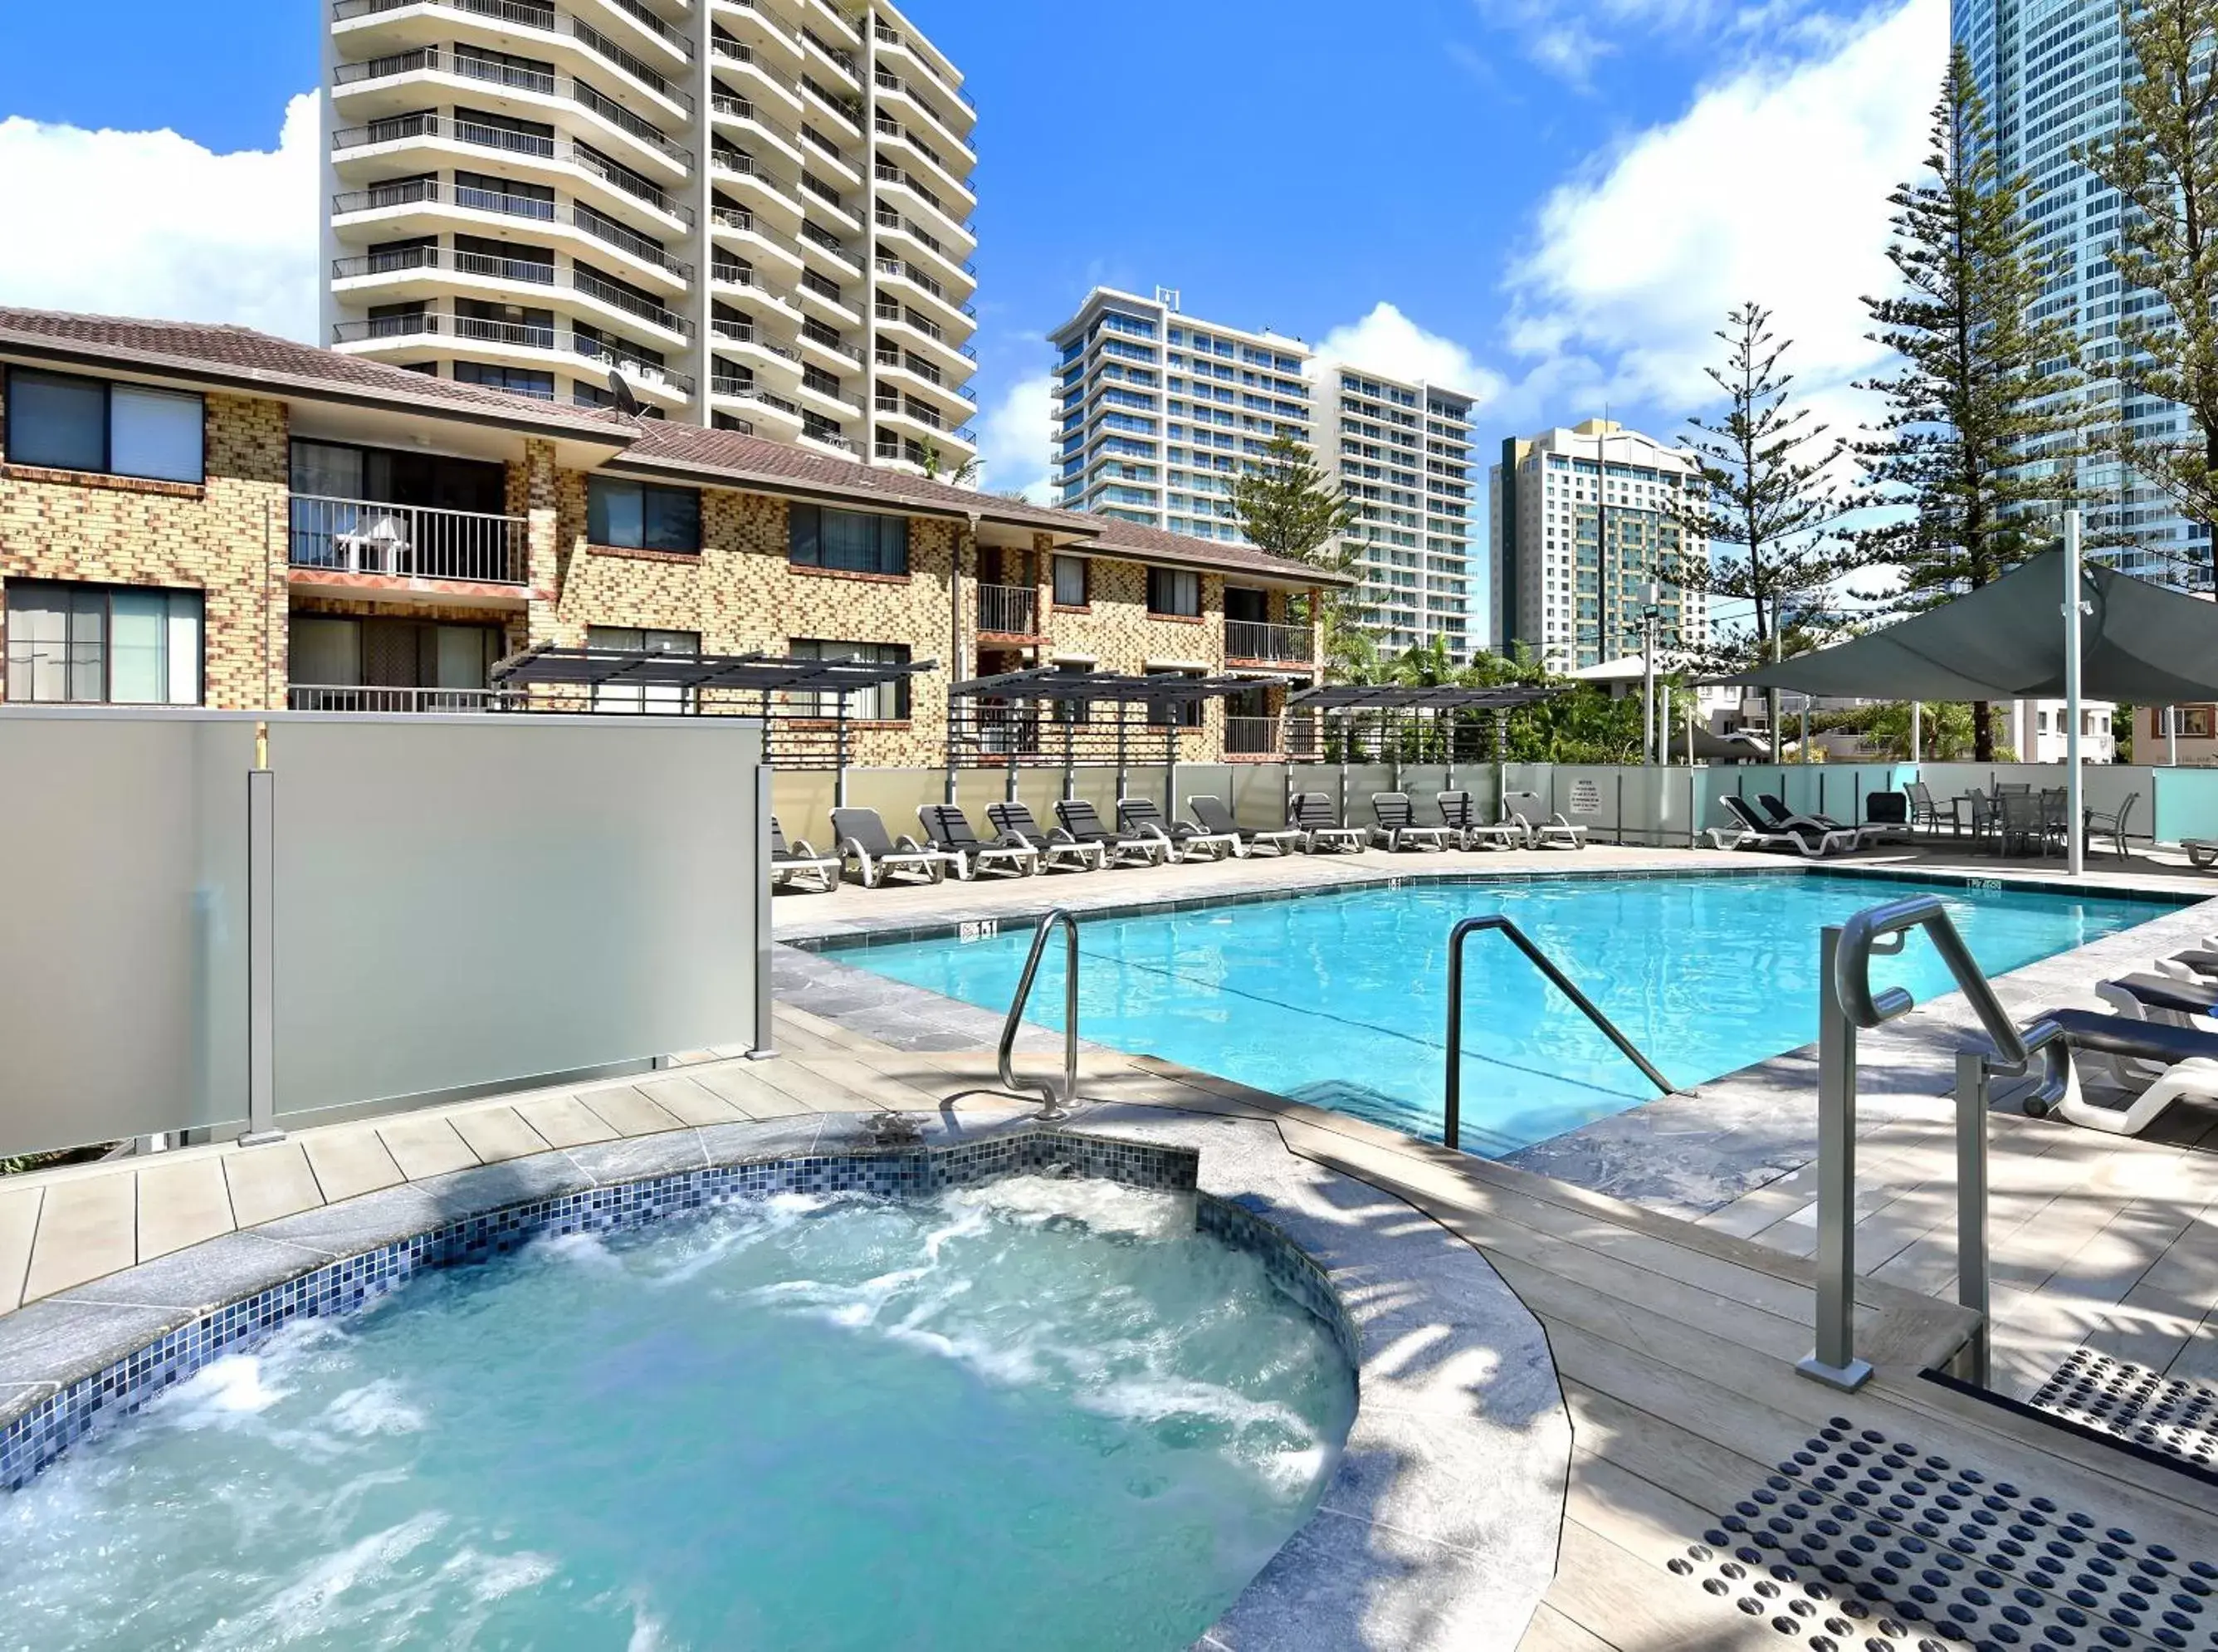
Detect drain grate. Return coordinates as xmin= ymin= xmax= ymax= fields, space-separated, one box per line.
xmin=1668 ymin=1415 xmax=2218 ymax=1649
xmin=2030 ymin=1350 xmax=2218 ymax=1478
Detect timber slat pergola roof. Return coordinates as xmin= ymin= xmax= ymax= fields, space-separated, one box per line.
xmin=1287 ymin=684 xmax=1565 ymax=712
xmin=491 ymin=643 xmax=937 ymax=696
xmin=946 ymin=667 xmax=1296 ymax=704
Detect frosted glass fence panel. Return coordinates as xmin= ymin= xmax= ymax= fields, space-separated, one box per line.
xmin=266 ymin=716 xmax=763 ymax=1127
xmin=2153 ymin=767 xmax=2218 ymax=846
xmin=0 ymin=711 xmax=258 ymax=1156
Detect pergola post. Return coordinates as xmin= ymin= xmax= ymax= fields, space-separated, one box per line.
xmin=1116 ymin=701 xmax=1129 ymax=803
xmin=1164 ymin=711 xmax=1177 ymax=819
xmin=833 ymin=695 xmax=849 ymax=809
xmin=1063 ymin=709 xmax=1077 ymax=801
xmin=2065 ymin=510 xmax=2085 ymax=877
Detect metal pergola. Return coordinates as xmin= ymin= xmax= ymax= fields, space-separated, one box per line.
xmin=946 ymin=667 xmax=1296 ymax=805
xmin=1284 ymin=682 xmax=1566 ymax=765
xmin=490 ymin=644 xmax=940 ymax=795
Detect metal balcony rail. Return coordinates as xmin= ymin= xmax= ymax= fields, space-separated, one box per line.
xmin=571 ymin=200 xmax=691 ymax=267
xmin=710 ymin=92 xmax=804 ymax=154
xmin=976 ymin=584 xmax=1037 ymax=637
xmin=709 ymin=33 xmax=752 ymax=62
xmin=711 ymin=204 xmax=754 ymax=233
xmin=335 ymin=247 xmax=684 ymax=335
xmin=1224 ymin=619 xmax=1314 ymax=664
xmin=799 ymin=122 xmax=846 ymax=160
xmin=799 ymin=366 xmax=847 ymax=399
xmin=289 ymin=494 xmax=530 ymax=584
xmin=799 ymin=219 xmax=845 ymax=256
xmin=799 ymin=269 xmax=843 ymax=301
xmin=571 ymin=331 xmax=695 ymax=393
xmin=329 ymin=178 xmax=695 ymax=271
xmin=799 ymin=172 xmax=844 ymax=209
xmin=331 ymin=51 xmax=690 ymax=164
xmin=800 ymin=322 xmax=856 ymax=360
xmin=799 ymin=25 xmax=855 ymax=75
xmin=1444 ymin=915 xmax=1672 ymax=1154
xmin=331 ymin=0 xmax=694 ymax=111
xmin=998 ymin=910 xmax=1079 ymax=1123
xmin=1802 ymin=897 xmax=2069 ymax=1393
xmin=802 ymin=426 xmax=853 ymax=451
xmin=607 ymin=0 xmax=691 ymax=57
xmin=1224 ymin=716 xmax=1282 ymax=755
xmin=288 ymin=684 xmax=521 ymax=712
xmin=330 ymin=312 xmax=695 ymax=393
xmin=712 ymin=381 xmax=799 ymax=416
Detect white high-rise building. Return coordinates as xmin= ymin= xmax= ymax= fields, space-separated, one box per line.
xmin=1488 ymin=418 xmax=1708 ymax=672
xmin=1316 ymin=364 xmax=1476 ymax=657
xmin=1048 ymin=287 xmax=1313 ymax=542
xmin=320 ymin=0 xmax=979 ymax=470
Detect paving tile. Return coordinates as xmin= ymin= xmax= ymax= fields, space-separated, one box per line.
xmin=0 ymin=1186 xmax=43 ymax=1315
xmin=691 ymin=1064 xmax=809 ymax=1118
xmin=512 ymin=1093 xmax=620 ymax=1148
xmin=301 ymin=1128 xmax=407 ymax=1205
xmin=21 ymin=1173 xmax=137 ymax=1302
xmin=575 ymin=1087 xmax=684 ymax=1138
xmin=630 ymin=1076 xmax=745 ymax=1127
xmin=222 ymin=1142 xmax=325 ymax=1230
xmin=375 ymin=1116 xmax=480 ymax=1181
xmin=446 ymin=1106 xmax=553 ymax=1165
xmin=134 ymin=1156 xmax=236 ymax=1262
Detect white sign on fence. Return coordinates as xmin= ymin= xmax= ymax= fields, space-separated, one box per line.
xmin=1570 ymin=779 xmax=1602 ymax=814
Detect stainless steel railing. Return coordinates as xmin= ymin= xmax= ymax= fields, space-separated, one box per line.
xmin=1801 ymin=895 xmax=2069 ymax=1391
xmin=1444 ymin=915 xmax=1671 ymax=1153
xmin=1224 ymin=618 xmax=1313 ymax=664
xmin=998 ymin=909 xmax=1079 ymax=1122
xmin=975 ymin=584 xmax=1037 ymax=637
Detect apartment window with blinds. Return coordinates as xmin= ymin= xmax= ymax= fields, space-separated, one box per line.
xmin=1146 ymin=566 xmax=1200 ymax=617
xmin=789 ymin=503 xmax=909 ymax=575
xmin=789 ymin=638 xmax=911 ymax=720
xmin=4 ymin=581 xmax=203 ymax=704
xmin=5 ymin=368 xmax=203 ymax=483
xmin=1052 ymin=555 xmax=1089 ymax=608
xmin=587 ymin=478 xmax=701 ymax=553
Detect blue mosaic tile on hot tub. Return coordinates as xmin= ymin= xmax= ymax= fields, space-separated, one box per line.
xmin=0 ymin=1130 xmax=1268 ymax=1493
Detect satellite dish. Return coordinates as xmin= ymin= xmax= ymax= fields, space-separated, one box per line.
xmin=606 ymin=369 xmax=642 ymax=417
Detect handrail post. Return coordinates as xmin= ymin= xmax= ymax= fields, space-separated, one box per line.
xmin=1445 ymin=929 xmax=1468 ymax=1151
xmin=1954 ymin=1048 xmax=1991 ymax=1386
xmin=998 ymin=908 xmax=1079 ymax=1122
xmin=1798 ymin=924 xmax=1873 ymax=1391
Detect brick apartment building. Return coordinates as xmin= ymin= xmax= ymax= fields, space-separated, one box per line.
xmin=0 ymin=309 xmax=1339 ymax=764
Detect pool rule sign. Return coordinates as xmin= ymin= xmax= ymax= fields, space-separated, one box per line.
xmin=1570 ymin=780 xmax=1601 ymax=814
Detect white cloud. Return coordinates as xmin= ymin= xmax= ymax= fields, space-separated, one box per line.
xmin=1314 ymin=302 xmax=1504 ymax=403
xmin=1504 ymin=0 xmax=1945 ymax=417
xmin=0 ymin=94 xmax=320 ymax=341
xmin=975 ymin=371 xmax=1057 ymax=501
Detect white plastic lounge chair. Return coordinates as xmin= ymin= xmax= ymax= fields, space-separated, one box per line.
xmin=1054 ymin=798 xmax=1166 ymax=866
xmin=916 ymin=804 xmax=1039 ymax=880
xmin=1436 ymin=790 xmax=1527 ymax=850
xmin=1503 ymin=789 xmax=1588 ymax=851
xmin=1189 ymin=794 xmax=1304 ymax=857
xmin=2026 ymin=1007 xmax=2218 ymax=1136
xmin=1706 ymin=794 xmax=1858 ymax=859
xmin=1368 ymin=793 xmax=1453 ymax=853
xmin=984 ymin=802 xmax=1106 ymax=872
xmin=2095 ymin=970 xmax=2218 ymax=1034
xmin=1289 ymin=793 xmax=1365 ymax=854
xmin=1756 ymin=794 xmax=1897 ymax=848
xmin=830 ymin=806 xmax=959 ymax=888
xmin=769 ymin=817 xmax=841 ymax=892
xmin=2185 ymin=838 xmax=2218 ymax=870
xmin=1119 ymin=796 xmax=1238 ymax=861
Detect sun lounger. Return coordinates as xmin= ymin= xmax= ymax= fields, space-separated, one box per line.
xmin=1289 ymin=792 xmax=1365 ymax=854
xmin=1055 ymin=798 xmax=1166 ymax=866
xmin=984 ymin=802 xmax=1106 ymax=872
xmin=1189 ymin=794 xmax=1304 ymax=857
xmin=2186 ymin=838 xmax=2218 ymax=869
xmin=1757 ymin=794 xmax=1899 ymax=848
xmin=1436 ymin=790 xmax=1527 ymax=850
xmin=916 ymin=804 xmax=1039 ymax=880
xmin=830 ymin=806 xmax=960 ymax=888
xmin=2096 ymin=970 xmax=2218 ymax=1033
xmin=1119 ymin=796 xmax=1239 ymax=861
xmin=1367 ymin=793 xmax=1452 ymax=853
xmin=2026 ymin=1006 xmax=2218 ymax=1136
xmin=1503 ymin=789 xmax=1587 ymax=850
xmin=769 ymin=817 xmax=842 ymax=892
xmin=1706 ymin=794 xmax=1859 ymax=858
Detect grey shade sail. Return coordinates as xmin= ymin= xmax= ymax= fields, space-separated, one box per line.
xmin=1713 ymin=550 xmax=2218 ymax=702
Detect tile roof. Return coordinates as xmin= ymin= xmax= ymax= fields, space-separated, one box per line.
xmin=0 ymin=308 xmax=630 ymax=440
xmin=1065 ymin=513 xmax=1353 ymax=588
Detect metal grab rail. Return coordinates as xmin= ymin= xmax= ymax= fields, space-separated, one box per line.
xmin=1444 ymin=916 xmax=1672 ymax=1152
xmin=997 ymin=909 xmax=1079 ymax=1122
xmin=1803 ymin=896 xmax=2069 ymax=1392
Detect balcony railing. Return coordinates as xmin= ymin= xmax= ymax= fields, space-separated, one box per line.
xmin=289 ymin=495 xmax=530 ymax=584
xmin=1224 ymin=716 xmax=1282 ymax=756
xmin=329 ymin=312 xmax=695 ymax=394
xmin=1224 ymin=619 xmax=1314 ymax=664
xmin=330 ymin=246 xmax=690 ymax=335
xmin=330 ymin=179 xmax=693 ymax=272
xmin=330 ymin=0 xmax=694 ymax=112
xmin=976 ymin=584 xmax=1038 ymax=638
xmin=289 ymin=684 xmax=519 ymax=712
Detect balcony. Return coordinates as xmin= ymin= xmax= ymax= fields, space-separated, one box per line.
xmin=289 ymin=684 xmax=518 ymax=711
xmin=330 ymin=0 xmax=695 ymax=116
xmin=331 ymin=245 xmax=691 ymax=338
xmin=330 ymin=50 xmax=690 ymax=172
xmin=1224 ymin=716 xmax=1282 ymax=756
xmin=330 ymin=179 xmax=692 ymax=282
xmin=1224 ymin=619 xmax=1314 ymax=666
xmin=289 ymin=495 xmax=529 ymax=585
xmin=976 ymin=584 xmax=1038 ymax=638
xmin=330 ymin=311 xmax=695 ymax=398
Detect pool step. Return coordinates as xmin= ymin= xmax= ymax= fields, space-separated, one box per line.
xmin=2030 ymin=1348 xmax=2218 ymax=1484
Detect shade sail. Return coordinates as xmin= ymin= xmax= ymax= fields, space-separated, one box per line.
xmin=1714 ymin=550 xmax=2218 ymax=702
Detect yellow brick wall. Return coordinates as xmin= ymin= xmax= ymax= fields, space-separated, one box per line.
xmin=0 ymin=384 xmax=289 ymax=709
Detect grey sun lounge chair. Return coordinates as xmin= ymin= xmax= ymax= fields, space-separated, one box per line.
xmin=1436 ymin=790 xmax=1527 ymax=851
xmin=916 ymin=804 xmax=1039 ymax=880
xmin=1189 ymin=794 xmax=1304 ymax=857
xmin=769 ymin=817 xmax=842 ymax=892
xmin=2186 ymin=838 xmax=2218 ymax=870
xmin=1290 ymin=792 xmax=1365 ymax=854
xmin=1368 ymin=793 xmax=1453 ymax=853
xmin=2024 ymin=1006 xmax=2218 ymax=1136
xmin=984 ymin=801 xmax=1107 ymax=872
xmin=1119 ymin=795 xmax=1240 ymax=862
xmin=1758 ymin=793 xmax=1900 ymax=848
xmin=1054 ymin=798 xmax=1166 ymax=866
xmin=1707 ymin=794 xmax=1857 ymax=858
xmin=1503 ymin=789 xmax=1588 ymax=850
xmin=830 ymin=806 xmax=960 ymax=888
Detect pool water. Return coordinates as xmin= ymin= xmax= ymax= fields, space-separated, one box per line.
xmin=1 ymin=1177 xmax=1355 ymax=1652
xmin=839 ymin=873 xmax=2175 ymax=1155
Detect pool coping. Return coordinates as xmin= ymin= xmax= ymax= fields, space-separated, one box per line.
xmin=0 ymin=1105 xmax=1573 ymax=1652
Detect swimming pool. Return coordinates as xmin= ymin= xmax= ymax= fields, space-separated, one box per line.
xmin=2 ymin=1175 xmax=1356 ymax=1651
xmin=833 ymin=873 xmax=2179 ymax=1154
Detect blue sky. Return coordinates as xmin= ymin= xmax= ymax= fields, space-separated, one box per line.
xmin=0 ymin=0 xmax=1948 ymax=555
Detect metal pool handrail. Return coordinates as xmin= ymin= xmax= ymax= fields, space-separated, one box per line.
xmin=1444 ymin=915 xmax=1673 ymax=1152
xmin=998 ymin=908 xmax=1080 ymax=1122
xmin=1802 ymin=895 xmax=2069 ymax=1392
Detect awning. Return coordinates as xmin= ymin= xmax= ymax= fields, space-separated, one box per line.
xmin=1286 ymin=684 xmax=1564 ymax=711
xmin=492 ymin=644 xmax=936 ymax=696
xmin=1712 ymin=551 xmax=2218 ymax=702
xmin=947 ymin=667 xmax=1291 ymax=705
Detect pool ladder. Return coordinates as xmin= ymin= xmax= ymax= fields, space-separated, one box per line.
xmin=1443 ymin=915 xmax=1673 ymax=1154
xmin=998 ymin=908 xmax=1080 ymax=1122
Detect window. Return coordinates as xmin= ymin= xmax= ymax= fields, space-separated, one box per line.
xmin=789 ymin=503 xmax=909 ymax=575
xmin=1146 ymin=667 xmax=1202 ymax=728
xmin=5 ymin=369 xmax=203 ymax=483
xmin=1146 ymin=566 xmax=1200 ymax=617
xmin=789 ymin=638 xmax=911 ymax=720
xmin=452 ymin=361 xmax=555 ymax=400
xmin=2181 ymin=705 xmax=2216 ymax=739
xmin=587 ymin=624 xmax=699 ymax=713
xmin=5 ymin=581 xmax=202 ymax=704
xmin=1052 ymin=555 xmax=1089 ymax=608
xmin=588 ymin=477 xmax=701 ymax=553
